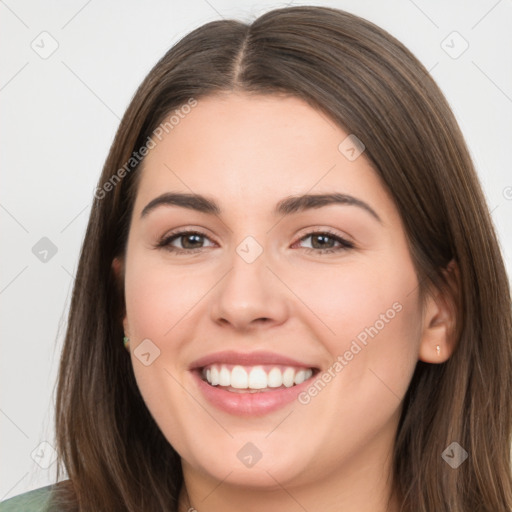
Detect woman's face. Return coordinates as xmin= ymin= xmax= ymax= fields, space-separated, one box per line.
xmin=120 ymin=92 xmax=428 ymax=492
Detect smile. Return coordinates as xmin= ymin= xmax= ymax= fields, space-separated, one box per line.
xmin=201 ymin=364 xmax=314 ymax=392
xmin=190 ymin=350 xmax=320 ymax=415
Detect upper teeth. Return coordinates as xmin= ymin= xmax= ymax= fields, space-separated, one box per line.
xmin=202 ymin=364 xmax=313 ymax=389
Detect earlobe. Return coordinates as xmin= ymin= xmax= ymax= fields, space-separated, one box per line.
xmin=112 ymin=257 xmax=124 ymax=281
xmin=418 ymin=259 xmax=460 ymax=364
xmin=111 ymin=257 xmax=130 ymax=346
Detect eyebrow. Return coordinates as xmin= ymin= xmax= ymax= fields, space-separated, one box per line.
xmin=140 ymin=192 xmax=382 ymax=223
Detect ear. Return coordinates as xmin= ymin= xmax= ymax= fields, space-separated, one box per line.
xmin=112 ymin=257 xmax=129 ymax=336
xmin=418 ymin=259 xmax=460 ymax=363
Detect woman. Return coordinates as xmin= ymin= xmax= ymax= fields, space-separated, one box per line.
xmin=2 ymin=5 xmax=511 ymax=512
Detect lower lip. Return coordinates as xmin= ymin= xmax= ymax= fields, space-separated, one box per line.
xmin=191 ymin=370 xmax=315 ymax=416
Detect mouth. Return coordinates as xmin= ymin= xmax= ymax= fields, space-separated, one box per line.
xmin=198 ymin=364 xmax=316 ymax=393
xmin=189 ymin=350 xmax=320 ymax=415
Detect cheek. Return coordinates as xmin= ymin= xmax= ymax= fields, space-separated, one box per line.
xmin=289 ymin=260 xmax=422 ymax=455
xmin=287 ymin=254 xmax=421 ymax=343
xmin=123 ymin=254 xmax=196 ymax=454
xmin=290 ymin=252 xmax=422 ymax=394
xmin=124 ymin=271 xmax=171 ymax=338
xmin=123 ymin=250 xmax=216 ymax=444
xmin=124 ymin=252 xmax=205 ymax=339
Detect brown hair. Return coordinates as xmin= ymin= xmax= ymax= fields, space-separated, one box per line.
xmin=51 ymin=6 xmax=512 ymax=511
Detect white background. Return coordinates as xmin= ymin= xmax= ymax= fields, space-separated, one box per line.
xmin=1 ymin=0 xmax=511 ymax=500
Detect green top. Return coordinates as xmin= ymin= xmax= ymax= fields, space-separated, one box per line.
xmin=0 ymin=484 xmax=55 ymax=512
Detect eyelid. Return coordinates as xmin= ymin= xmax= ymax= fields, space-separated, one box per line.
xmin=294 ymin=226 xmax=354 ymax=245
xmin=156 ymin=227 xmax=216 ymax=251
xmin=292 ymin=228 xmax=355 ymax=253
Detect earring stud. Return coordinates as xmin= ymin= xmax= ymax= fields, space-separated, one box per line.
xmin=123 ymin=336 xmax=130 ymax=349
xmin=436 ymin=344 xmax=441 ymax=356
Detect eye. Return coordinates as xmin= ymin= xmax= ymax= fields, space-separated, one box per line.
xmin=294 ymin=230 xmax=354 ymax=254
xmin=155 ymin=228 xmax=354 ymax=255
xmin=155 ymin=230 xmax=215 ymax=254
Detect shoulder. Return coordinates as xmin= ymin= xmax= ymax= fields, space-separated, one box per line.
xmin=0 ymin=484 xmax=55 ymax=512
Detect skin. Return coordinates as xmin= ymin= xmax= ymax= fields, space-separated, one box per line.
xmin=114 ymin=92 xmax=457 ymax=512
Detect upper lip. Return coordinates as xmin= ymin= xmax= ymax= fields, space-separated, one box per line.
xmin=189 ymin=350 xmax=318 ymax=370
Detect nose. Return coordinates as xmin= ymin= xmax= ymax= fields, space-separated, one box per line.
xmin=209 ymin=242 xmax=289 ymax=332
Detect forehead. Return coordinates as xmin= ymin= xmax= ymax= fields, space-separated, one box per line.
xmin=132 ymin=92 xmax=396 ymax=222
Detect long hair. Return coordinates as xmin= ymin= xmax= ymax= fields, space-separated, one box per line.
xmin=51 ymin=6 xmax=512 ymax=511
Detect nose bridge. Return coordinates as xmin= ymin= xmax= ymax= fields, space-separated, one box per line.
xmin=210 ymin=233 xmax=288 ymax=329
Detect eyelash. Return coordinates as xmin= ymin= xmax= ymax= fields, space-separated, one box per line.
xmin=155 ymin=229 xmax=354 ymax=255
